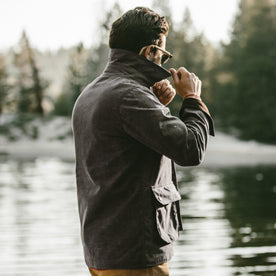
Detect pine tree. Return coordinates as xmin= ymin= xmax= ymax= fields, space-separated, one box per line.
xmin=55 ymin=43 xmax=88 ymax=116
xmin=210 ymin=0 xmax=276 ymax=143
xmin=0 ymin=55 xmax=9 ymax=115
xmin=234 ymin=6 xmax=276 ymax=142
xmin=13 ymin=30 xmax=46 ymax=115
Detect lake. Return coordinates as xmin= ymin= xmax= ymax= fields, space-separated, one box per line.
xmin=0 ymin=157 xmax=276 ymax=276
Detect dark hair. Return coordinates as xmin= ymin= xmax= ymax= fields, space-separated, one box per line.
xmin=109 ymin=7 xmax=169 ymax=53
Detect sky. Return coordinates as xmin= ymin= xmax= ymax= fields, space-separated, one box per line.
xmin=0 ymin=0 xmax=240 ymax=51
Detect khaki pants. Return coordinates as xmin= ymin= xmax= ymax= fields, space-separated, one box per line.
xmin=89 ymin=263 xmax=169 ymax=276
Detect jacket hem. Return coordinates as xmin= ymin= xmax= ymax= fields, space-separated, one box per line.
xmin=85 ymin=251 xmax=173 ymax=270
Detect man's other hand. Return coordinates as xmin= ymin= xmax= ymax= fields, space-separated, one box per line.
xmin=152 ymin=79 xmax=176 ymax=106
xmin=169 ymin=67 xmax=201 ymax=100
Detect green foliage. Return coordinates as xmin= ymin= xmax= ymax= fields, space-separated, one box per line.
xmin=54 ymin=42 xmax=89 ymax=116
xmin=53 ymin=92 xmax=71 ymax=116
xmin=235 ymin=7 xmax=276 ymax=143
xmin=210 ymin=2 xmax=276 ymax=143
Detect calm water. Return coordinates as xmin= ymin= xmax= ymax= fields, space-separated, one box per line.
xmin=0 ymin=157 xmax=276 ymax=276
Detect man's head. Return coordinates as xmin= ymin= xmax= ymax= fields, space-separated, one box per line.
xmin=109 ymin=7 xmax=171 ymax=65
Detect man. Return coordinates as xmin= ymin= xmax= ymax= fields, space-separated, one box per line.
xmin=72 ymin=7 xmax=214 ymax=276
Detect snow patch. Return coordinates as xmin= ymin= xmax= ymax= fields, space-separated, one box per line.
xmin=0 ymin=115 xmax=74 ymax=160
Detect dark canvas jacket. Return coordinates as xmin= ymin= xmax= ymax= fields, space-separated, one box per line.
xmin=72 ymin=48 xmax=214 ymax=269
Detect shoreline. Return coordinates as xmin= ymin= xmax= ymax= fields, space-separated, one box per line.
xmin=1 ymin=131 xmax=276 ymax=167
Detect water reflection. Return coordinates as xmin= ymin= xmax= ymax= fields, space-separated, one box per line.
xmin=172 ymin=166 xmax=276 ymax=275
xmin=0 ymin=158 xmax=87 ymax=276
xmin=222 ymin=167 xmax=276 ymax=275
xmin=172 ymin=168 xmax=234 ymax=275
xmin=0 ymin=158 xmax=276 ymax=276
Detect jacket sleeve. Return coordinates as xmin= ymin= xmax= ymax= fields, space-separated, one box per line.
xmin=119 ymin=88 xmax=215 ymax=166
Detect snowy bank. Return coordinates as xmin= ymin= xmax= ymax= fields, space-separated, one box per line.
xmin=204 ymin=133 xmax=276 ymax=167
xmin=0 ymin=116 xmax=276 ymax=167
xmin=0 ymin=116 xmax=74 ymax=161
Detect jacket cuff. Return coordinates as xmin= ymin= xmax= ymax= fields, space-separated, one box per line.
xmin=179 ymin=98 xmax=215 ymax=136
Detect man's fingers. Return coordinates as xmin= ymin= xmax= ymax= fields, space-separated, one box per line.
xmin=176 ymin=67 xmax=190 ymax=80
xmin=160 ymin=79 xmax=169 ymax=91
xmin=159 ymin=87 xmax=175 ymax=98
xmin=153 ymin=80 xmax=168 ymax=95
xmin=169 ymin=68 xmax=176 ymax=75
xmin=165 ymin=89 xmax=176 ymax=99
xmin=197 ymin=80 xmax=202 ymax=96
xmin=169 ymin=66 xmax=202 ymax=99
xmin=169 ymin=68 xmax=179 ymax=84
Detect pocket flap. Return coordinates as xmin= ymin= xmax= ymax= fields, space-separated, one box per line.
xmin=151 ymin=183 xmax=181 ymax=205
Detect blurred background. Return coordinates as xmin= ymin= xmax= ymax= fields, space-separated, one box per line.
xmin=0 ymin=0 xmax=276 ymax=275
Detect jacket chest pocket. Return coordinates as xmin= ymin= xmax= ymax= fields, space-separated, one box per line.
xmin=151 ymin=183 xmax=181 ymax=244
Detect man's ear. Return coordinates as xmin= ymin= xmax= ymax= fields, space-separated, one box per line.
xmin=144 ymin=46 xmax=153 ymax=59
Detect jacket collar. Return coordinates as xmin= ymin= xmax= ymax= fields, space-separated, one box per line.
xmin=104 ymin=48 xmax=171 ymax=88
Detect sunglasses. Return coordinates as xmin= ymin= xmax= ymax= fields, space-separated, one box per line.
xmin=139 ymin=45 xmax=173 ymax=65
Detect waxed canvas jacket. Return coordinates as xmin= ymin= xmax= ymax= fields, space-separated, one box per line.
xmin=72 ymin=48 xmax=214 ymax=269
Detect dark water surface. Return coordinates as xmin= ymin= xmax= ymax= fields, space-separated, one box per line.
xmin=0 ymin=158 xmax=276 ymax=276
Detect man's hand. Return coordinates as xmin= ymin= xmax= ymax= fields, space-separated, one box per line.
xmin=169 ymin=67 xmax=201 ymax=100
xmin=152 ymin=79 xmax=176 ymax=106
